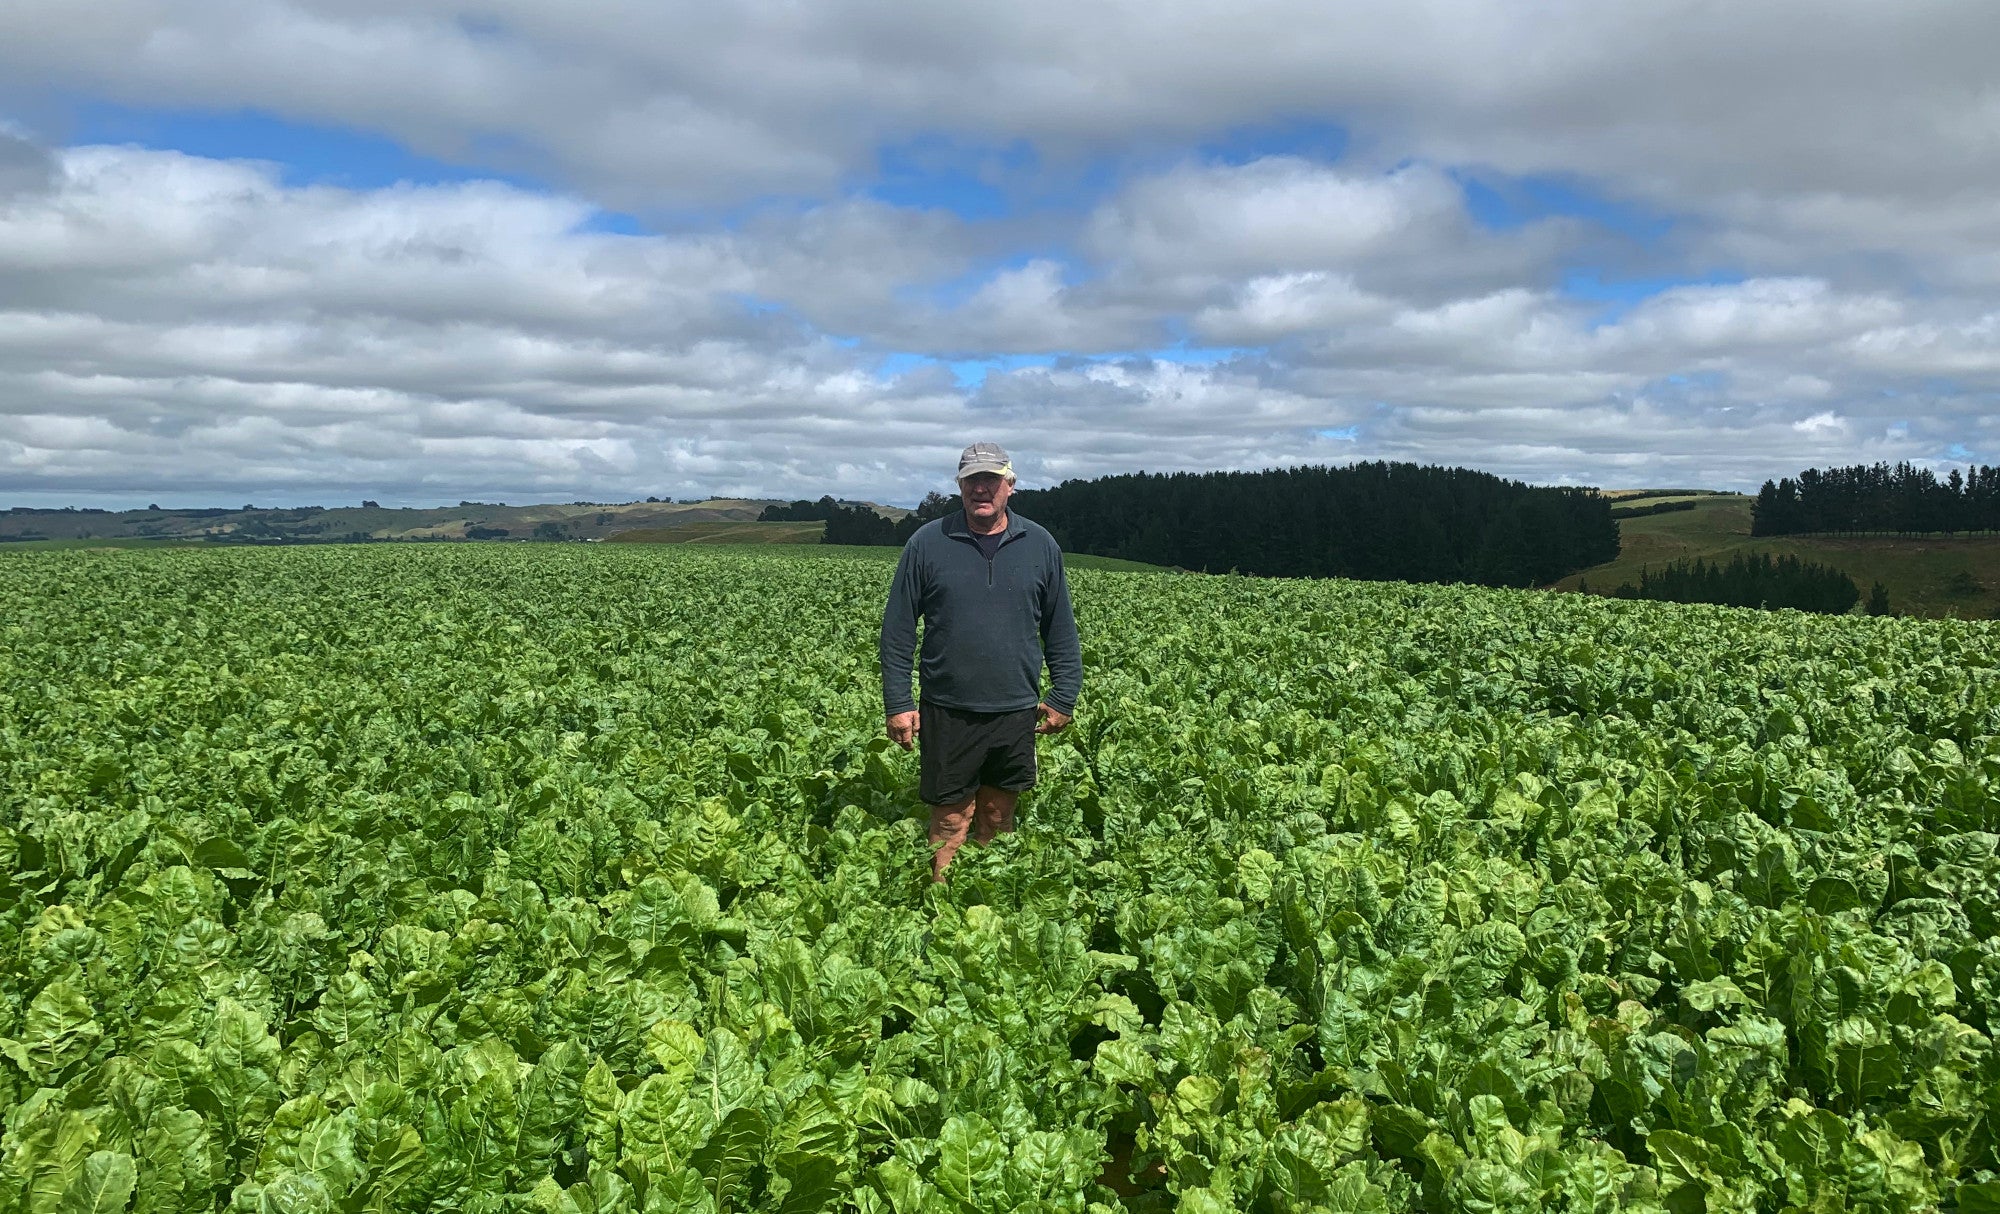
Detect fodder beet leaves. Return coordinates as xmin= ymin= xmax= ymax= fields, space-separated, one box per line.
xmin=0 ymin=544 xmax=1997 ymax=1213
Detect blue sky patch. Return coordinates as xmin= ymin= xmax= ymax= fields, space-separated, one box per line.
xmin=869 ymin=118 xmax=1352 ymax=226
xmin=881 ymin=343 xmax=1257 ymax=386
xmin=949 ymin=354 xmax=1057 ymax=387
xmin=65 ymin=102 xmax=550 ymax=192
xmin=1151 ymin=345 xmax=1247 ymax=366
xmin=1645 ymin=369 xmax=1731 ymax=397
xmin=867 ymin=135 xmax=1031 ymax=219
xmin=1119 ymin=344 xmax=1253 ymax=367
xmin=869 ymin=352 xmax=1060 ymax=387
xmin=895 ymin=250 xmax=1084 ymax=313
xmin=726 ymin=293 xmax=789 ymax=317
xmin=864 ymin=134 xmax=1131 ymax=221
xmin=1195 ymin=117 xmax=1349 ymax=166
xmin=1562 ymin=270 xmax=1743 ymax=302
xmin=1562 ymin=269 xmax=1744 ymax=325
xmin=1459 ymin=170 xmax=1675 ymax=243
xmin=575 ymin=211 xmax=652 ymax=236
xmin=875 ymin=352 xmax=933 ymax=377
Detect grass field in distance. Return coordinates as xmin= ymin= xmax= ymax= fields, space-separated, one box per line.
xmin=606 ymin=520 xmax=830 ymax=545
xmin=1556 ymin=493 xmax=2000 ymax=618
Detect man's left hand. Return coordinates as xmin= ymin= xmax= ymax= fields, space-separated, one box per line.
xmin=1035 ymin=703 xmax=1072 ymax=735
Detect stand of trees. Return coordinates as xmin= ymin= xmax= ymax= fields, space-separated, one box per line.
xmin=823 ymin=505 xmax=898 ymax=545
xmin=782 ymin=463 xmax=1619 ymax=588
xmin=1007 ymin=462 xmax=1618 ymax=587
xmin=793 ymin=464 xmax=1616 ymax=585
xmin=1605 ymin=553 xmax=1860 ymax=614
xmin=759 ymin=497 xmax=842 ymax=522
xmin=1753 ymin=463 xmax=2000 ymax=535
xmin=1610 ymin=499 xmax=1697 ymax=520
xmin=890 ymin=492 xmax=959 ymax=544
xmin=760 ymin=496 xmax=901 ymax=544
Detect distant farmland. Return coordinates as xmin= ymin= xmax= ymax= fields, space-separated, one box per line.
xmin=1558 ymin=493 xmax=2000 ymax=617
xmin=607 ymin=520 xmax=826 ymax=544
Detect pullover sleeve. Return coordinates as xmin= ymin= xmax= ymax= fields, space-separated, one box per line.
xmin=1040 ymin=549 xmax=1083 ymax=714
xmin=879 ymin=542 xmax=922 ymax=715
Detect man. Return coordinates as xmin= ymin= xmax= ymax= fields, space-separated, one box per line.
xmin=879 ymin=442 xmax=1083 ymax=879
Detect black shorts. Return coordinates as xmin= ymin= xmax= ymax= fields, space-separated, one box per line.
xmin=919 ymin=702 xmax=1038 ymax=805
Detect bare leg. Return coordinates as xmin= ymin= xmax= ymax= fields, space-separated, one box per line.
xmin=971 ymin=785 xmax=1019 ymax=845
xmin=928 ymin=795 xmax=977 ymax=881
xmin=929 ymin=786 xmax=1019 ymax=880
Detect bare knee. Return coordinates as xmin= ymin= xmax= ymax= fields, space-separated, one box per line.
xmin=929 ymin=796 xmax=977 ymax=879
xmin=972 ymin=785 xmax=1019 ymax=842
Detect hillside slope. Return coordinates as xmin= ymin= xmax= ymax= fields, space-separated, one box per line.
xmin=606 ymin=520 xmax=826 ymax=544
xmin=1555 ymin=494 xmax=2000 ymax=618
xmin=0 ymin=498 xmax=863 ymax=545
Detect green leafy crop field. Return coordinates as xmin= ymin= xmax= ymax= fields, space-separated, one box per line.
xmin=1 ymin=545 xmax=1997 ymax=1214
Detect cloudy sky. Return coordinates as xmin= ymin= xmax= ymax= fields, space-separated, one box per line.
xmin=1 ymin=1 xmax=1996 ymax=506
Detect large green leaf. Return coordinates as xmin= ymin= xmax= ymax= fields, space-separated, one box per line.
xmin=1958 ymin=1182 xmax=2000 ymax=1214
xmin=59 ymin=1153 xmax=136 ymax=1214
xmin=1 ymin=981 xmax=102 ymax=1082
xmin=688 ymin=1105 xmax=765 ymax=1210
xmin=516 ymin=1040 xmax=587 ymax=1179
xmin=773 ymin=1152 xmax=844 ymax=1214
xmin=933 ymin=1116 xmax=1005 ymax=1211
xmin=133 ymin=1108 xmax=209 ymax=1214
xmin=619 ymin=1078 xmax=704 ymax=1168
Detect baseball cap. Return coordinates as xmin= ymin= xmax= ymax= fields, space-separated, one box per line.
xmin=957 ymin=442 xmax=1015 ymax=480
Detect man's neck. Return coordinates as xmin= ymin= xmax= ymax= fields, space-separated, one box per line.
xmin=964 ymin=508 xmax=1009 ymax=536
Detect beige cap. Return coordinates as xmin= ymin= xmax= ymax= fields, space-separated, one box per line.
xmin=957 ymin=442 xmax=1015 ymax=480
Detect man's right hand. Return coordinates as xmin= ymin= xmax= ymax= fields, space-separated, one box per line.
xmin=887 ymin=710 xmax=920 ymax=750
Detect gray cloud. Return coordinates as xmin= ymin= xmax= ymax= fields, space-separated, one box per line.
xmin=0 ymin=5 xmax=1997 ymax=503
xmin=7 ymin=1 xmax=1995 ymax=221
xmin=0 ymin=127 xmax=55 ymax=198
xmin=3 ymin=141 xmax=1996 ymax=506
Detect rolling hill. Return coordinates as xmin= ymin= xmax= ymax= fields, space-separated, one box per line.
xmin=1555 ymin=493 xmax=2000 ymax=618
xmin=0 ymin=498 xmax=890 ymax=547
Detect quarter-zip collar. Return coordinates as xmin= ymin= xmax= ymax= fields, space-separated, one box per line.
xmin=941 ymin=509 xmax=1028 ymax=546
xmin=942 ymin=508 xmax=1027 ymax=586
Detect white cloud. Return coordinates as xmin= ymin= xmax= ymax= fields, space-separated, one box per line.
xmin=1610 ymin=279 xmax=1906 ymax=353
xmin=1 ymin=3 xmax=1998 ymax=501
xmin=1084 ymin=159 xmax=1572 ymax=302
xmin=1193 ymin=272 xmax=1388 ymax=344
xmin=7 ymin=0 xmax=1994 ymax=232
xmin=3 ymin=140 xmax=1996 ymax=504
xmin=1088 ymin=160 xmax=1461 ymax=275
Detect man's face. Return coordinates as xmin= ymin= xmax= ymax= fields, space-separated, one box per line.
xmin=959 ymin=472 xmax=1013 ymax=524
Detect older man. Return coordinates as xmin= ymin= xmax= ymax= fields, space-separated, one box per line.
xmin=879 ymin=442 xmax=1082 ymax=879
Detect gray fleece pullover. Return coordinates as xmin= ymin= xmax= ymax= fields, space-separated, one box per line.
xmin=879 ymin=510 xmax=1082 ymax=716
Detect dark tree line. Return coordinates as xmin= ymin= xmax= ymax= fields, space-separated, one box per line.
xmin=759 ymin=497 xmax=845 ymax=522
xmin=1605 ymin=553 xmax=1860 ymax=614
xmin=825 ymin=492 xmax=966 ymax=545
xmin=1006 ymin=462 xmax=1618 ymax=587
xmin=822 ymin=505 xmax=899 ymax=546
xmin=784 ymin=464 xmax=1616 ymax=585
xmin=780 ymin=463 xmax=1619 ymax=587
xmin=762 ymin=494 xmax=966 ymax=545
xmin=759 ymin=496 xmax=902 ymax=544
xmin=1610 ymin=499 xmax=1697 ymax=520
xmin=1753 ymin=463 xmax=2000 ymax=536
